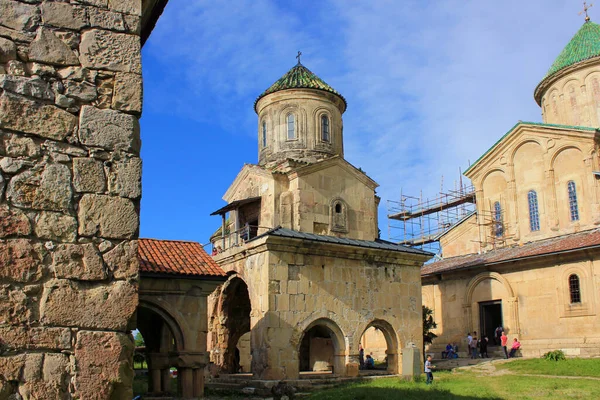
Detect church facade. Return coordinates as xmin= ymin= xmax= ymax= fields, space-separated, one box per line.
xmin=207 ymin=61 xmax=431 ymax=379
xmin=423 ymin=20 xmax=600 ymax=357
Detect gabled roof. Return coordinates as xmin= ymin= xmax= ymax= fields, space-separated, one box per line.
xmin=138 ymin=238 xmax=226 ymax=278
xmin=252 ymin=226 xmax=433 ymax=257
xmin=254 ymin=63 xmax=347 ymax=112
xmin=545 ymin=21 xmax=600 ymax=79
xmin=422 ymin=228 xmax=600 ymax=277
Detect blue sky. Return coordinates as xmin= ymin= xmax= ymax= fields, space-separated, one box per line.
xmin=139 ymin=0 xmax=583 ymax=244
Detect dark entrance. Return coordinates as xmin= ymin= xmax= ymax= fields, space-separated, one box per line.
xmin=479 ymin=300 xmax=502 ymax=345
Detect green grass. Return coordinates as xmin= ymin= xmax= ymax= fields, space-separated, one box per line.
xmin=308 ymin=369 xmax=600 ymax=400
xmin=496 ymin=358 xmax=600 ymax=377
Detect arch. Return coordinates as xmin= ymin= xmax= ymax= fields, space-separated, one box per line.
xmin=357 ymin=319 xmax=400 ymax=374
xmin=466 ymin=272 xmax=515 ymax=305
xmin=510 ymin=139 xmax=544 ymax=162
xmin=550 ymin=145 xmax=584 ymax=168
xmin=329 ymin=197 xmax=348 ymax=233
xmin=295 ymin=317 xmax=346 ymax=375
xmin=138 ymin=299 xmax=186 ymax=351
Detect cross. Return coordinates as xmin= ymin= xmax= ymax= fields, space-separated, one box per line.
xmin=580 ymin=1 xmax=593 ymax=22
xmin=296 ymin=51 xmax=302 ymax=64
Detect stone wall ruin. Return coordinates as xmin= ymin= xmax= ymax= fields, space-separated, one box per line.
xmin=0 ymin=0 xmax=143 ymax=397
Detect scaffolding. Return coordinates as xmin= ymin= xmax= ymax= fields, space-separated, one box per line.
xmin=387 ymin=176 xmax=476 ymax=253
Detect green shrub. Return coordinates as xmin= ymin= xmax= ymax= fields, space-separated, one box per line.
xmin=543 ymin=350 xmax=566 ymax=361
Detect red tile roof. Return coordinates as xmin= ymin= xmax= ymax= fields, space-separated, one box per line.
xmin=138 ymin=239 xmax=226 ymax=278
xmin=422 ymin=228 xmax=600 ymax=277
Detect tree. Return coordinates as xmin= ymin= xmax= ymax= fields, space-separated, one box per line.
xmin=423 ymin=305 xmax=438 ymax=350
xmin=134 ymin=331 xmax=145 ymax=347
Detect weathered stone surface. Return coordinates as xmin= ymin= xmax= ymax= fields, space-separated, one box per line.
xmin=41 ymin=1 xmax=87 ymax=30
xmin=27 ymin=61 xmax=57 ymax=78
xmin=73 ymin=331 xmax=134 ymax=399
xmin=0 ymin=0 xmax=40 ymax=31
xmin=112 ymin=72 xmax=142 ymax=113
xmin=0 ymin=174 xmax=5 ymax=200
xmin=0 ymin=240 xmax=46 ymax=283
xmin=40 ymin=279 xmax=137 ymax=330
xmin=78 ymin=194 xmax=138 ymax=239
xmin=53 ymin=243 xmax=106 ymax=280
xmin=78 ymin=0 xmax=109 ymax=7
xmin=108 ymin=0 xmax=141 ymax=16
xmin=79 ymin=29 xmax=141 ymax=73
xmin=108 ymin=156 xmax=141 ymax=198
xmin=0 ymin=36 xmax=16 ymax=62
xmin=124 ymin=14 xmax=141 ymax=34
xmin=0 ymin=75 xmax=54 ymax=101
xmin=3 ymin=134 xmax=40 ymax=158
xmin=0 ymin=326 xmax=71 ymax=350
xmin=57 ymin=66 xmax=97 ymax=82
xmin=0 ymin=204 xmax=31 ymax=238
xmin=0 ymin=354 xmax=25 ymax=381
xmin=0 ymin=157 xmax=32 ymax=173
xmin=0 ymin=25 xmax=35 ymax=43
xmin=6 ymin=59 xmax=25 ymax=76
xmin=28 ymin=28 xmax=79 ymax=66
xmin=17 ymin=353 xmax=70 ymax=400
xmin=79 ymin=106 xmax=140 ymax=152
xmin=0 ymin=92 xmax=77 ymax=140
xmin=34 ymin=211 xmax=77 ymax=242
xmin=103 ymin=240 xmax=138 ymax=279
xmin=73 ymin=157 xmax=106 ymax=193
xmin=0 ymin=284 xmax=41 ymax=325
xmin=64 ymin=80 xmax=97 ymax=101
xmin=89 ymin=8 xmax=126 ymax=31
xmin=43 ymin=140 xmax=87 ymax=157
xmin=7 ymin=162 xmax=72 ymax=211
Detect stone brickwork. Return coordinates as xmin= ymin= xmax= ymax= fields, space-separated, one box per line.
xmin=0 ymin=0 xmax=142 ymax=397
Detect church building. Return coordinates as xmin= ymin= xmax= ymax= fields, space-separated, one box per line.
xmin=207 ymin=59 xmax=431 ymax=379
xmin=422 ymin=19 xmax=600 ymax=357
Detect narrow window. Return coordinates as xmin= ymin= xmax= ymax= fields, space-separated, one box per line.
xmin=261 ymin=121 xmax=267 ymax=148
xmin=321 ymin=115 xmax=330 ymax=142
xmin=568 ymin=180 xmax=579 ymax=221
xmin=335 ymin=203 xmax=342 ymax=213
xmin=287 ymin=114 xmax=295 ymax=140
xmin=569 ymin=274 xmax=581 ymax=303
xmin=528 ymin=190 xmax=540 ymax=231
xmin=494 ymin=201 xmax=503 ymax=237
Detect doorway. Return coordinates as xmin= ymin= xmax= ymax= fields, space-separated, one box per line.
xmin=479 ymin=300 xmax=502 ymax=345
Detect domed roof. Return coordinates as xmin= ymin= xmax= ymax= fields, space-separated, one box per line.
xmin=545 ymin=20 xmax=600 ymax=78
xmin=254 ymin=62 xmax=347 ymax=112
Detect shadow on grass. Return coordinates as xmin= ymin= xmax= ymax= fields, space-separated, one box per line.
xmin=310 ymin=386 xmax=503 ymax=400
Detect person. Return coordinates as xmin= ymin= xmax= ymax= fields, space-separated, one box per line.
xmin=240 ymin=222 xmax=250 ymax=242
xmin=359 ymin=345 xmax=365 ymax=369
xmin=495 ymin=326 xmax=503 ymax=346
xmin=442 ymin=343 xmax=453 ymax=359
xmin=425 ymin=355 xmax=436 ymax=385
xmin=211 ymin=246 xmax=217 ymax=256
xmin=470 ymin=331 xmax=478 ymax=359
xmin=479 ymin=336 xmax=489 ymax=358
xmin=501 ymin=331 xmax=509 ymax=359
xmin=509 ymin=338 xmax=521 ymax=358
xmin=365 ymin=354 xmax=374 ymax=369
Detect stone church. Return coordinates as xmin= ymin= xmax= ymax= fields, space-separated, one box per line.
xmin=422 ymin=19 xmax=600 ymax=357
xmin=207 ymin=61 xmax=431 ymax=379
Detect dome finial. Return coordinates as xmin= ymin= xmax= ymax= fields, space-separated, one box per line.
xmin=580 ymin=1 xmax=593 ymax=22
xmin=296 ymin=50 xmax=302 ymax=65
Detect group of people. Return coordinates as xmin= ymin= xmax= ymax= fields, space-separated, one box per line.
xmin=358 ymin=345 xmax=375 ymax=370
xmin=466 ymin=331 xmax=490 ymax=359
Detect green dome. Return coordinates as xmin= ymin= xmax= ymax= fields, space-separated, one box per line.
xmin=254 ymin=63 xmax=347 ymax=112
xmin=545 ymin=21 xmax=600 ymax=78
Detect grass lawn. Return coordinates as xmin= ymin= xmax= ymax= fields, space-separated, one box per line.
xmin=495 ymin=358 xmax=600 ymax=377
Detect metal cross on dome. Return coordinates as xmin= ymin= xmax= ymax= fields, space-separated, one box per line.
xmin=296 ymin=51 xmax=302 ymax=64
xmin=580 ymin=1 xmax=593 ymax=22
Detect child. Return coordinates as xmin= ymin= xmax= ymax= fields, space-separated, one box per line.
xmin=425 ymin=355 xmax=436 ymax=384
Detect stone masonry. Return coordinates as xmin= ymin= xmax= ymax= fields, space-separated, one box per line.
xmin=0 ymin=1 xmax=143 ymax=398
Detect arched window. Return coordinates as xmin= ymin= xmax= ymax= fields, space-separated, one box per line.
xmin=528 ymin=190 xmax=540 ymax=231
xmin=569 ymin=274 xmax=581 ymax=303
xmin=287 ymin=114 xmax=295 ymax=140
xmin=568 ymin=180 xmax=579 ymax=221
xmin=321 ymin=115 xmax=330 ymax=142
xmin=494 ymin=201 xmax=503 ymax=237
xmin=330 ymin=198 xmax=348 ymax=233
xmin=261 ymin=121 xmax=267 ymax=148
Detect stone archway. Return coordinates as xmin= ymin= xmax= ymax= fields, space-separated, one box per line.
xmin=357 ymin=319 xmax=400 ymax=374
xmin=296 ymin=318 xmax=346 ymax=376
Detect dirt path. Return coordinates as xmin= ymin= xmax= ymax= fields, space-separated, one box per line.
xmin=454 ymin=358 xmax=600 ymax=380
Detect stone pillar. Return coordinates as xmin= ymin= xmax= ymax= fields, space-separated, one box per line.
xmin=0 ymin=1 xmax=143 ymax=397
xmin=180 ymin=368 xmax=194 ymax=399
xmin=161 ymin=368 xmax=171 ymax=394
xmin=193 ymin=368 xmax=205 ymax=397
xmin=150 ymin=368 xmax=162 ymax=393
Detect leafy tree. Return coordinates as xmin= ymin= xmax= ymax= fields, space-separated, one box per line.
xmin=134 ymin=331 xmax=145 ymax=347
xmin=423 ymin=305 xmax=438 ymax=351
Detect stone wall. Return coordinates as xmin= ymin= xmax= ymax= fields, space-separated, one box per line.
xmin=0 ymin=1 xmax=142 ymax=397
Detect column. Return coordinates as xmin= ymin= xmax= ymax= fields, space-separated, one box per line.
xmin=179 ymin=368 xmax=194 ymax=399
xmin=193 ymin=368 xmax=205 ymax=398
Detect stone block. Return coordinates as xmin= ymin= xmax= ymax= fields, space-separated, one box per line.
xmin=64 ymin=80 xmax=97 ymax=102
xmin=28 ymin=28 xmax=79 ymax=66
xmin=0 ymin=284 xmax=41 ymax=325
xmin=78 ymin=194 xmax=138 ymax=239
xmin=0 ymin=36 xmax=16 ymax=62
xmin=41 ymin=1 xmax=87 ymax=30
xmin=34 ymin=211 xmax=77 ymax=242
xmin=107 ymin=155 xmax=141 ymax=198
xmin=103 ymin=240 xmax=138 ymax=279
xmin=0 ymin=239 xmax=46 ymax=283
xmin=52 ymin=243 xmax=106 ymax=280
xmin=3 ymin=134 xmax=40 ymax=158
xmin=0 ymin=205 xmax=31 ymax=238
xmin=0 ymin=354 xmax=26 ymax=381
xmin=79 ymin=106 xmax=140 ymax=152
xmin=108 ymin=0 xmax=141 ymax=16
xmin=73 ymin=331 xmax=134 ymax=399
xmin=0 ymin=0 xmax=40 ymax=31
xmin=112 ymin=72 xmax=142 ymax=113
xmin=80 ymin=29 xmax=141 ymax=73
xmin=0 ymin=326 xmax=71 ymax=350
xmin=7 ymin=162 xmax=72 ymax=212
xmin=346 ymin=362 xmax=359 ymax=377
xmin=89 ymin=8 xmax=127 ymax=31
xmin=57 ymin=66 xmax=97 ymax=83
xmin=73 ymin=157 xmax=106 ymax=193
xmin=40 ymin=279 xmax=137 ymax=330
xmin=0 ymin=92 xmax=77 ymax=140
